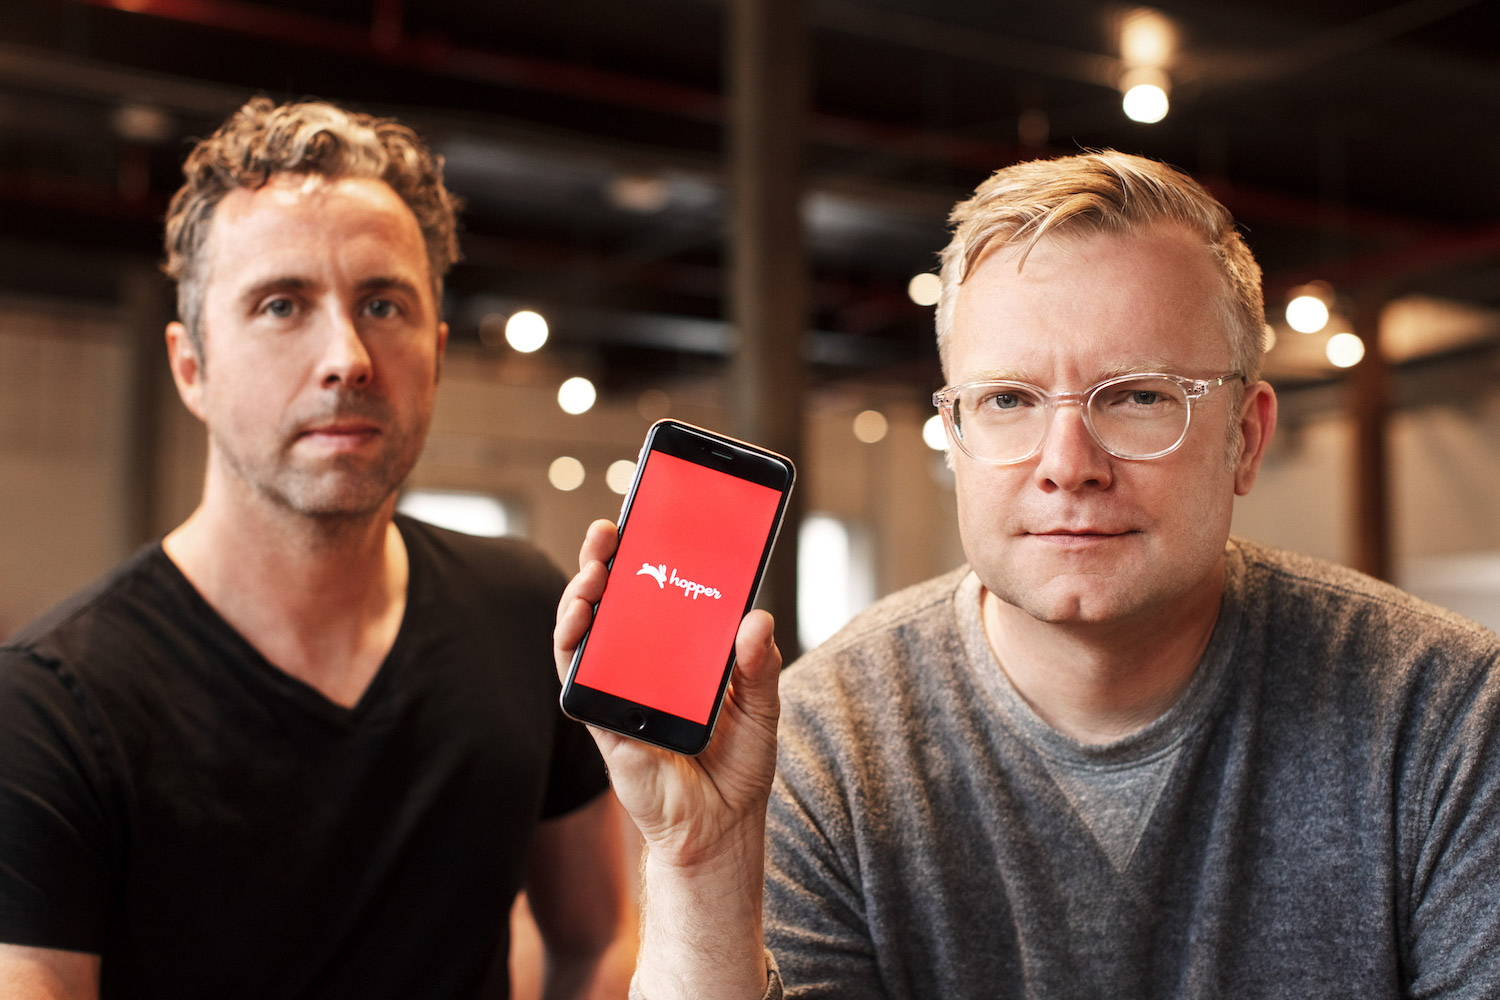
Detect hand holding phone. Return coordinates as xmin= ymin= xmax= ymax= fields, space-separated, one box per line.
xmin=554 ymin=518 xmax=783 ymax=996
xmin=559 ymin=420 xmax=795 ymax=755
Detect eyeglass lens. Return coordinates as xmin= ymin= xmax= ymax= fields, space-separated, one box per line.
xmin=950 ymin=376 xmax=1191 ymax=462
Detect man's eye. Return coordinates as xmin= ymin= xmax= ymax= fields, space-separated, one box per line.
xmin=365 ymin=298 xmax=399 ymax=319
xmin=263 ymin=298 xmax=296 ymax=318
xmin=981 ymin=391 xmax=1029 ymax=410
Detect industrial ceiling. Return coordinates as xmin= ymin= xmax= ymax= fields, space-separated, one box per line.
xmin=2 ymin=0 xmax=1498 ymax=400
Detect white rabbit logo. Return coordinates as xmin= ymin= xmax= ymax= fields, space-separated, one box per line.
xmin=634 ymin=561 xmax=723 ymax=601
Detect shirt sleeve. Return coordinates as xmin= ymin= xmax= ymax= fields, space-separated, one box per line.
xmin=0 ymin=648 xmax=117 ymax=952
xmin=1401 ymin=649 xmax=1500 ymax=998
xmin=540 ymin=709 xmax=609 ymax=819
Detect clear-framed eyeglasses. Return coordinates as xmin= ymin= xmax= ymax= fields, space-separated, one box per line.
xmin=931 ymin=372 xmax=1245 ymax=465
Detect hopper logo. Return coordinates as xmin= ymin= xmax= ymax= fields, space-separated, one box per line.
xmin=637 ymin=560 xmax=722 ymax=600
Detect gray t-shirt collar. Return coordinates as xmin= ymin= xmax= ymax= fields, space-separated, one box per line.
xmin=953 ymin=540 xmax=1246 ymax=768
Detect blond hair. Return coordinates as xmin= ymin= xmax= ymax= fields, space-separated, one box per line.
xmin=163 ymin=96 xmax=461 ymax=356
xmin=935 ymin=150 xmax=1265 ymax=382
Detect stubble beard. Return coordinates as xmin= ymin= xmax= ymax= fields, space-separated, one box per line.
xmin=214 ymin=391 xmax=430 ymax=525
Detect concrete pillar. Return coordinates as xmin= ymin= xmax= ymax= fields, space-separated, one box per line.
xmin=726 ymin=0 xmax=808 ymax=659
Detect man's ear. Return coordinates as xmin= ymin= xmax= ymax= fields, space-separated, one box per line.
xmin=166 ymin=321 xmax=206 ymax=422
xmin=1233 ymin=380 xmax=1278 ymax=496
xmin=435 ymin=320 xmax=449 ymax=379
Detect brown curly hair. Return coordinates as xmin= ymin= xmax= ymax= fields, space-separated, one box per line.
xmin=163 ymin=96 xmax=462 ymax=357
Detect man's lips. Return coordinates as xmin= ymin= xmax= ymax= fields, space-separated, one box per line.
xmin=1024 ymin=527 xmax=1137 ymax=543
xmin=294 ymin=421 xmax=382 ymax=449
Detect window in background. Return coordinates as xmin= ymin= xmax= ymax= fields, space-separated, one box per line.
xmin=798 ymin=513 xmax=876 ymax=650
xmin=1399 ymin=550 xmax=1500 ymax=634
xmin=397 ymin=489 xmax=521 ymax=538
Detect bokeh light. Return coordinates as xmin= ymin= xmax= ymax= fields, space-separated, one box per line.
xmin=1122 ymin=83 xmax=1169 ymax=123
xmin=922 ymin=414 xmax=948 ymax=451
xmin=1286 ymin=295 xmax=1330 ymax=334
xmin=606 ymin=459 xmax=637 ymax=495
xmin=1326 ymin=332 xmax=1366 ymax=368
xmin=557 ymin=376 xmax=597 ymax=415
xmin=907 ymin=273 xmax=941 ymax=307
xmin=548 ymin=456 xmax=585 ymax=491
xmin=506 ymin=310 xmax=549 ymax=353
xmin=853 ymin=409 xmax=889 ymax=444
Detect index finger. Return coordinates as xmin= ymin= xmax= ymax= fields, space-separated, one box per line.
xmin=578 ymin=518 xmax=619 ymax=572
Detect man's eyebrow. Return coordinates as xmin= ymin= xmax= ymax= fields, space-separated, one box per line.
xmin=238 ymin=276 xmax=314 ymax=306
xmin=356 ymin=275 xmax=424 ymax=296
xmin=236 ymin=275 xmax=424 ymax=306
xmin=964 ymin=367 xmax=1034 ymax=383
xmin=962 ymin=361 xmax=1178 ymax=384
xmin=1096 ymin=360 xmax=1177 ymax=379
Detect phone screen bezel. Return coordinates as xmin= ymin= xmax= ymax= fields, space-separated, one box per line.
xmin=560 ymin=419 xmax=795 ymax=755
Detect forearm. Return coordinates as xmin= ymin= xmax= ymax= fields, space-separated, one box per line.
xmin=634 ymin=820 xmax=769 ymax=1000
xmin=0 ymin=944 xmax=100 ymax=1000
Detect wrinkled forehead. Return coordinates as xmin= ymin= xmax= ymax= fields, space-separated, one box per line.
xmin=947 ymin=224 xmax=1235 ymax=384
xmin=205 ymin=174 xmax=432 ymax=286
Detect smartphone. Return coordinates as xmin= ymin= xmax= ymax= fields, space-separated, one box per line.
xmin=560 ymin=419 xmax=795 ymax=755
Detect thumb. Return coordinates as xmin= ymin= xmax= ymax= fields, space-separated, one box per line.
xmin=728 ymin=609 xmax=782 ymax=729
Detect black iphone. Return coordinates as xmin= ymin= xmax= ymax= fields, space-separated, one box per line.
xmin=560 ymin=419 xmax=795 ymax=755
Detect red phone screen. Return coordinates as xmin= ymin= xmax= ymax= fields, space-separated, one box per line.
xmin=573 ymin=450 xmax=784 ymax=724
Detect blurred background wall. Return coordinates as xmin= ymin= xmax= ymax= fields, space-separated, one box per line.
xmin=3 ymin=4 xmax=1500 ymax=993
xmin=2 ymin=2 xmax=1499 ymax=654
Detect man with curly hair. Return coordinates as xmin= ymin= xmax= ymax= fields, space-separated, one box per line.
xmin=0 ymin=98 xmax=625 ymax=998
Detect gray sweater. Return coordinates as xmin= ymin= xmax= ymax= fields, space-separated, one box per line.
xmin=765 ymin=539 xmax=1500 ymax=998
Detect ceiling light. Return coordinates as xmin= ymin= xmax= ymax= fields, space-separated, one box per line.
xmin=853 ymin=409 xmax=888 ymax=444
xmin=1119 ymin=67 xmax=1171 ymax=124
xmin=505 ymin=310 xmax=549 ymax=352
xmin=1286 ymin=296 xmax=1330 ymax=334
xmin=922 ymin=414 xmax=948 ymax=451
xmin=1119 ymin=8 xmax=1176 ymax=67
xmin=1117 ymin=10 xmax=1176 ymax=125
xmin=606 ymin=460 xmax=638 ymax=495
xmin=548 ymin=456 xmax=586 ymax=491
xmin=1326 ymin=332 xmax=1366 ymax=368
xmin=907 ymin=273 xmax=941 ymax=307
xmin=1122 ymin=84 xmax=1169 ymax=124
xmin=557 ymin=376 xmax=597 ymax=415
xmin=1285 ymin=281 xmax=1335 ymax=334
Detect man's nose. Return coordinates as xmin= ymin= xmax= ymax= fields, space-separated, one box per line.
xmin=1032 ymin=400 xmax=1113 ymax=492
xmin=318 ymin=311 xmax=373 ymax=389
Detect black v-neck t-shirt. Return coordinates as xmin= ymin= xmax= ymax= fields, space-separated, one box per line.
xmin=0 ymin=516 xmax=607 ymax=998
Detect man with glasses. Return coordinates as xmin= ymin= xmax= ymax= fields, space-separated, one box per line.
xmin=555 ymin=150 xmax=1500 ymax=998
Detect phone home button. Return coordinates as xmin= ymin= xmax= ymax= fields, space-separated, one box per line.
xmin=624 ymin=710 xmax=647 ymax=732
